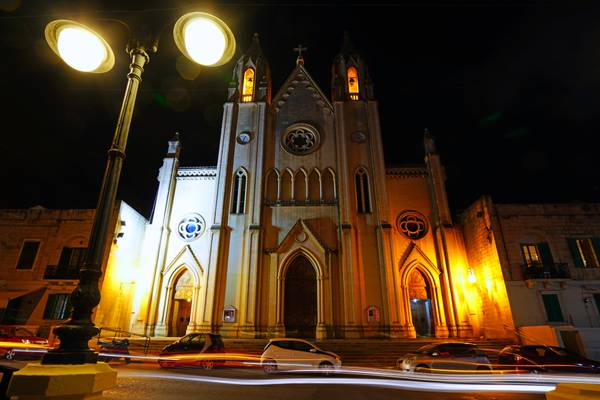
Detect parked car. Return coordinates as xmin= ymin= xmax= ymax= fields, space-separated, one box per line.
xmin=260 ymin=338 xmax=341 ymax=373
xmin=0 ymin=326 xmax=49 ymax=360
xmin=158 ymin=333 xmax=224 ymax=369
xmin=397 ymin=342 xmax=492 ymax=373
xmin=497 ymin=345 xmax=600 ymax=374
xmin=97 ymin=338 xmax=131 ymax=363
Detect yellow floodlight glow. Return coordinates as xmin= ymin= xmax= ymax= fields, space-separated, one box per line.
xmin=173 ymin=12 xmax=236 ymax=66
xmin=45 ymin=20 xmax=115 ymax=73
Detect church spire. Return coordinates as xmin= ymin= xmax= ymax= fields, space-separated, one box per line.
xmin=228 ymin=33 xmax=271 ymax=103
xmin=331 ymin=31 xmax=374 ymax=101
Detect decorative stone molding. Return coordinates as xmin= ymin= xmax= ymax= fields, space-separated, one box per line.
xmin=177 ymin=166 xmax=217 ymax=180
xmin=386 ymin=166 xmax=428 ymax=178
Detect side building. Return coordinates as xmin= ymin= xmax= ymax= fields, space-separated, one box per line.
xmin=0 ymin=202 xmax=147 ymax=340
xmin=461 ymin=196 xmax=600 ymax=359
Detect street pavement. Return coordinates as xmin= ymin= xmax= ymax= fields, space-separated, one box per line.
xmin=100 ymin=363 xmax=548 ymax=400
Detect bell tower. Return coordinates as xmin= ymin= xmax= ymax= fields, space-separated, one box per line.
xmin=202 ymin=34 xmax=271 ymax=336
xmin=331 ymin=32 xmax=398 ymax=337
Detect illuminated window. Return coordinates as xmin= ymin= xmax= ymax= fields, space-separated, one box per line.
xmin=355 ymin=167 xmax=371 ymax=213
xmin=521 ymin=243 xmax=554 ymax=267
xmin=241 ymin=67 xmax=255 ymax=102
xmin=231 ymin=168 xmax=248 ymax=214
xmin=16 ymin=240 xmax=40 ymax=270
xmin=347 ymin=66 xmax=359 ymax=100
xmin=521 ymin=244 xmax=541 ymax=266
xmin=568 ymin=238 xmax=600 ymax=268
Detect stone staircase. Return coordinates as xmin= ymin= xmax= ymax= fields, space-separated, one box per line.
xmin=127 ymin=337 xmax=514 ymax=369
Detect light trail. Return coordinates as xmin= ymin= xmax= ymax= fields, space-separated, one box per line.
xmin=117 ymin=369 xmax=556 ymax=394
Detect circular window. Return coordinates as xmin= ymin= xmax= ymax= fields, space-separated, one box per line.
xmin=351 ymin=131 xmax=367 ymax=143
xmin=237 ymin=131 xmax=252 ymax=145
xmin=177 ymin=213 xmax=206 ymax=242
xmin=397 ymin=211 xmax=428 ymax=240
xmin=282 ymin=123 xmax=320 ymax=155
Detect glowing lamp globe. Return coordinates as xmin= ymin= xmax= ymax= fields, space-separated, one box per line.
xmin=173 ymin=12 xmax=236 ymax=66
xmin=45 ymin=20 xmax=115 ymax=73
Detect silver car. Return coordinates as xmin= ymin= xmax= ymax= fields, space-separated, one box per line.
xmin=397 ymin=342 xmax=492 ymax=373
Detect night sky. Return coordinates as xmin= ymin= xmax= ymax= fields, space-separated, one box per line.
xmin=1 ymin=1 xmax=599 ymax=219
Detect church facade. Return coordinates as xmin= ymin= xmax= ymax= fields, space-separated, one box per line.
xmin=119 ymin=34 xmax=515 ymax=340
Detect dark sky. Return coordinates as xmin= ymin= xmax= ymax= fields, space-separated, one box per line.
xmin=1 ymin=1 xmax=600 ymax=219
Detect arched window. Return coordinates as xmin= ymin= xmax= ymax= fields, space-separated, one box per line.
xmin=294 ymin=169 xmax=308 ymax=203
xmin=265 ymin=168 xmax=279 ymax=203
xmin=355 ymin=167 xmax=371 ymax=213
xmin=241 ymin=67 xmax=255 ymax=102
xmin=322 ymin=168 xmax=336 ymax=202
xmin=308 ymin=168 xmax=321 ymax=202
xmin=231 ymin=169 xmax=248 ymax=214
xmin=280 ymin=169 xmax=294 ymax=203
xmin=347 ymin=66 xmax=359 ymax=100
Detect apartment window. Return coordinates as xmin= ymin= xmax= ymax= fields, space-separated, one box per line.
xmin=541 ymin=293 xmax=564 ymax=323
xmin=567 ymin=238 xmax=600 ymax=268
xmin=16 ymin=240 xmax=40 ymax=269
xmin=231 ymin=168 xmax=248 ymax=214
xmin=521 ymin=242 xmax=553 ymax=267
xmin=43 ymin=294 xmax=71 ymax=320
xmin=59 ymin=247 xmax=87 ymax=269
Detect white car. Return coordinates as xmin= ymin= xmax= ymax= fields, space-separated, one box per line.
xmin=260 ymin=338 xmax=342 ymax=372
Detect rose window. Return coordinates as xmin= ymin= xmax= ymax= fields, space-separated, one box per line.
xmin=282 ymin=124 xmax=320 ymax=155
xmin=397 ymin=211 xmax=428 ymax=240
xmin=177 ymin=213 xmax=205 ymax=242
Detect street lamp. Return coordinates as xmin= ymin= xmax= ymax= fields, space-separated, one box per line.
xmin=42 ymin=11 xmax=235 ymax=365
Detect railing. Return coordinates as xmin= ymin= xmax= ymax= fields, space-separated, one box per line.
xmin=520 ymin=263 xmax=570 ymax=280
xmin=43 ymin=265 xmax=80 ymax=280
xmin=264 ymin=198 xmax=338 ymax=207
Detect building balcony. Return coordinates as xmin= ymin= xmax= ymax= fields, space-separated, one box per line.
xmin=520 ymin=263 xmax=570 ymax=280
xmin=43 ymin=265 xmax=80 ymax=280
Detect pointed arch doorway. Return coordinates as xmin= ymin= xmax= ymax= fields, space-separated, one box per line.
xmin=169 ymin=269 xmax=194 ymax=337
xmin=408 ymin=269 xmax=434 ymax=337
xmin=284 ymin=255 xmax=317 ymax=338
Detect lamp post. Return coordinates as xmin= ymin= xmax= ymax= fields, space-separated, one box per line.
xmin=42 ymin=12 xmax=236 ymax=365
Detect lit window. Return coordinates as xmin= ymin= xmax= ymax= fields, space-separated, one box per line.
xmin=521 ymin=244 xmax=541 ymax=266
xmin=241 ymin=67 xmax=254 ymax=102
xmin=355 ymin=167 xmax=371 ymax=213
xmin=347 ymin=66 xmax=359 ymax=100
xmin=43 ymin=293 xmax=71 ymax=320
xmin=16 ymin=240 xmax=41 ymax=270
xmin=568 ymin=238 xmax=600 ymax=268
xmin=231 ymin=168 xmax=248 ymax=214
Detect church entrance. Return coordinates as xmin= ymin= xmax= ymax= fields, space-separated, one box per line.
xmin=408 ymin=269 xmax=434 ymax=337
xmin=169 ymin=269 xmax=194 ymax=337
xmin=284 ymin=255 xmax=317 ymax=338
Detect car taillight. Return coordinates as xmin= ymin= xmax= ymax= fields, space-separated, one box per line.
xmin=438 ymin=352 xmax=450 ymax=357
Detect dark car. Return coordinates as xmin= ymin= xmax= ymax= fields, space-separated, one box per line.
xmin=397 ymin=342 xmax=492 ymax=373
xmin=498 ymin=345 xmax=600 ymax=374
xmin=158 ymin=333 xmax=224 ymax=369
xmin=0 ymin=326 xmax=49 ymax=360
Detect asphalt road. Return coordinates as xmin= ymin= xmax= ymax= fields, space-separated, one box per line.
xmin=101 ymin=364 xmax=549 ymax=400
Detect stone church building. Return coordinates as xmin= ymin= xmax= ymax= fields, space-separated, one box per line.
xmin=6 ymin=35 xmax=599 ymax=354
xmin=120 ymin=34 xmax=513 ymax=340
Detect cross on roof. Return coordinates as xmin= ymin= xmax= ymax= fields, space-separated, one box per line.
xmin=293 ymin=44 xmax=307 ymax=65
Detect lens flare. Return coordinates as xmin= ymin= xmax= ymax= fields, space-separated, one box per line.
xmin=57 ymin=26 xmax=107 ymax=72
xmin=183 ymin=17 xmax=227 ymax=66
